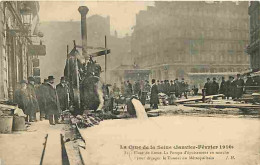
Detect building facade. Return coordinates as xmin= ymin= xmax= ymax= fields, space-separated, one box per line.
xmin=247 ymin=1 xmax=260 ymax=71
xmin=0 ymin=1 xmax=42 ymax=101
xmin=131 ymin=1 xmax=250 ymax=86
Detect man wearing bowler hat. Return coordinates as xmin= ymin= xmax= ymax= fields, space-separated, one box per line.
xmin=45 ymin=76 xmax=61 ymax=125
xmin=56 ymin=77 xmax=69 ymax=112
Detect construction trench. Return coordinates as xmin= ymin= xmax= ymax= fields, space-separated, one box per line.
xmin=36 ymin=97 xmax=259 ymax=165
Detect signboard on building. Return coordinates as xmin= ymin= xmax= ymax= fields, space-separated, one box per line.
xmin=33 ymin=68 xmax=40 ymax=77
xmin=28 ymin=45 xmax=46 ymax=56
xmin=32 ymin=58 xmax=39 ymax=67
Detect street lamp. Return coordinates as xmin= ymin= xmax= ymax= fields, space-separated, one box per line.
xmin=20 ymin=2 xmax=32 ymax=27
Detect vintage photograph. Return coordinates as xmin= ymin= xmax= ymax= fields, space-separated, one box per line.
xmin=0 ymin=1 xmax=259 ymax=165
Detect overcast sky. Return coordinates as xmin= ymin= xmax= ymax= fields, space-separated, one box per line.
xmin=39 ymin=1 xmax=154 ymax=37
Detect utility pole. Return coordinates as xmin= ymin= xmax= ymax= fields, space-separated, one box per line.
xmin=105 ymin=35 xmax=107 ymax=83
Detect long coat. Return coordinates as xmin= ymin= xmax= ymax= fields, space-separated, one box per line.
xmin=211 ymin=81 xmax=219 ymax=95
xmin=150 ymin=84 xmax=159 ymax=104
xmin=45 ymin=83 xmax=61 ymax=115
xmin=36 ymin=84 xmax=49 ymax=114
xmin=27 ymin=84 xmax=39 ymax=113
xmin=219 ymin=80 xmax=226 ymax=95
xmin=235 ymin=79 xmax=244 ymax=98
xmin=56 ymin=83 xmax=69 ymax=111
xmin=204 ymin=82 xmax=211 ymax=96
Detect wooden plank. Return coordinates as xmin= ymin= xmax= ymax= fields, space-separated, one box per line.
xmin=43 ymin=130 xmax=62 ymax=165
xmin=174 ymin=94 xmax=224 ymax=103
xmin=183 ymin=103 xmax=260 ymax=109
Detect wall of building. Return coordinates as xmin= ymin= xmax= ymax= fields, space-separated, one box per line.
xmin=247 ymin=1 xmax=260 ymax=70
xmin=0 ymin=1 xmax=41 ymax=101
xmin=131 ymin=1 xmax=250 ymax=82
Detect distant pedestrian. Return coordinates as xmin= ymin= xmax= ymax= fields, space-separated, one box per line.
xmin=219 ymin=77 xmax=226 ymax=96
xmin=204 ymin=78 xmax=211 ymax=96
xmin=45 ymin=76 xmax=61 ymax=125
xmin=126 ymin=80 xmax=133 ymax=97
xmin=211 ymin=77 xmax=219 ymax=95
xmin=150 ymin=79 xmax=159 ymax=109
xmin=174 ymin=79 xmax=180 ymax=97
xmin=234 ymin=74 xmax=244 ymax=99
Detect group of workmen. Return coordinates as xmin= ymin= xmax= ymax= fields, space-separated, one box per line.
xmin=13 ymin=76 xmax=69 ymax=125
xmin=204 ymin=73 xmax=258 ymax=99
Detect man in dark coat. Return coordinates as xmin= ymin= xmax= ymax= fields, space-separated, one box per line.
xmin=36 ymin=79 xmax=49 ymax=120
xmin=204 ymin=78 xmax=211 ymax=96
xmin=126 ymin=80 xmax=133 ymax=97
xmin=211 ymin=77 xmax=219 ymax=95
xmin=219 ymin=77 xmax=226 ymax=97
xmin=45 ymin=76 xmax=61 ymax=125
xmin=179 ymin=78 xmax=186 ymax=98
xmin=165 ymin=80 xmax=171 ymax=96
xmin=150 ymin=79 xmax=159 ymax=109
xmin=56 ymin=77 xmax=69 ymax=112
xmin=14 ymin=80 xmax=29 ymax=114
xmin=225 ymin=76 xmax=233 ymax=99
xmin=174 ymin=79 xmax=180 ymax=97
xmin=27 ymin=77 xmax=39 ymax=122
xmin=234 ymin=74 xmax=244 ymax=99
xmin=169 ymin=80 xmax=175 ymax=94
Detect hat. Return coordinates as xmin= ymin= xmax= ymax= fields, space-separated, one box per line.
xmin=48 ymin=76 xmax=55 ymax=80
xmin=60 ymin=77 xmax=65 ymax=81
xmin=28 ymin=77 xmax=35 ymax=82
xmin=20 ymin=80 xmax=27 ymax=84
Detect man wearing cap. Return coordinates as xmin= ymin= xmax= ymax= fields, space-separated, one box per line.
xmin=45 ymin=76 xmax=61 ymax=125
xmin=56 ymin=77 xmax=69 ymax=112
xmin=27 ymin=77 xmax=40 ymax=122
xmin=36 ymin=79 xmax=49 ymax=120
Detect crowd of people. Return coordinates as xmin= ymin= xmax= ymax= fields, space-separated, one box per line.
xmin=204 ymin=73 xmax=259 ymax=99
xmin=109 ymin=73 xmax=259 ymax=110
xmin=13 ymin=76 xmax=69 ymax=125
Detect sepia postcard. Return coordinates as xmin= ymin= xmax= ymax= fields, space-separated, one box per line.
xmin=0 ymin=1 xmax=259 ymax=165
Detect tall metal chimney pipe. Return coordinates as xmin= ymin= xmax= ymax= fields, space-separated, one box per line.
xmin=78 ymin=6 xmax=89 ymax=59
